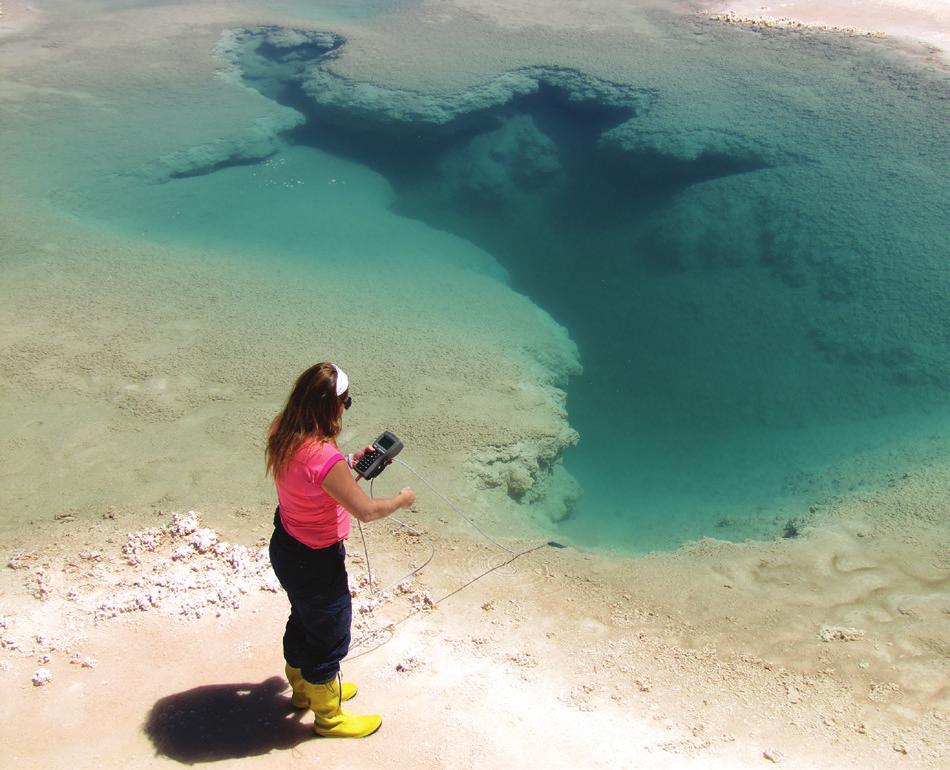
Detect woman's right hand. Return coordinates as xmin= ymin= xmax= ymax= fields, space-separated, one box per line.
xmin=399 ymin=487 xmax=416 ymax=509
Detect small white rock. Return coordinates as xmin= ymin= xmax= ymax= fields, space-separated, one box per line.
xmin=818 ymin=625 xmax=864 ymax=642
xmin=32 ymin=668 xmax=52 ymax=686
xmin=189 ymin=528 xmax=218 ymax=553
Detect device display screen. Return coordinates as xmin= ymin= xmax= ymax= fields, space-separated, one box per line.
xmin=378 ymin=434 xmax=395 ymax=450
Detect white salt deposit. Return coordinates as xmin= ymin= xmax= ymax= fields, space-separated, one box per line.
xmin=69 ymin=652 xmax=97 ymax=668
xmin=32 ymin=668 xmax=51 ymax=686
xmin=86 ymin=512 xmax=278 ymax=620
xmin=818 ymin=625 xmax=865 ymax=642
xmin=121 ymin=528 xmax=163 ymax=566
xmin=188 ymin=528 xmax=218 ymax=553
xmin=2 ymin=511 xmax=297 ymax=688
xmin=409 ymin=591 xmax=436 ymax=611
xmin=356 ymin=598 xmax=382 ymax=615
xmin=169 ymin=512 xmax=199 ymax=537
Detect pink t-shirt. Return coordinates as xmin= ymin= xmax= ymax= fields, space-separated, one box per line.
xmin=275 ymin=440 xmax=350 ymax=549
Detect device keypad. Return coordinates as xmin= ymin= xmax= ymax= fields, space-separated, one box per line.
xmin=355 ymin=450 xmax=381 ymax=473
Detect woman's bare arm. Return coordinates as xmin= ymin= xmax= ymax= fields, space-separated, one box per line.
xmin=322 ymin=461 xmax=415 ymax=523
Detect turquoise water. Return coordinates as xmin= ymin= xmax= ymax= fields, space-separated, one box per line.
xmin=269 ymin=0 xmax=415 ymax=23
xmin=42 ymin=8 xmax=950 ymax=550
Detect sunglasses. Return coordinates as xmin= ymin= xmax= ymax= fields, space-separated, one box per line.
xmin=340 ymin=392 xmax=352 ymax=410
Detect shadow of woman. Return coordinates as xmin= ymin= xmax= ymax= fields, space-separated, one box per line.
xmin=144 ymin=676 xmax=314 ymax=763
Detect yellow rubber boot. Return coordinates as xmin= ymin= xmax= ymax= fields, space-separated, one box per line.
xmin=303 ymin=674 xmax=381 ymax=738
xmin=286 ymin=664 xmax=357 ymax=707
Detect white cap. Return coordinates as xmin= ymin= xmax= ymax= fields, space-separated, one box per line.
xmin=332 ymin=364 xmax=349 ymax=395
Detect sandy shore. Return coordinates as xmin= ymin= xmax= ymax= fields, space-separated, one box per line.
xmin=702 ymin=0 xmax=950 ymax=61
xmin=2 ymin=461 xmax=947 ymax=768
xmin=0 ymin=0 xmax=40 ymax=37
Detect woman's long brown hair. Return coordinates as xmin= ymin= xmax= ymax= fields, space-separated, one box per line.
xmin=266 ymin=362 xmax=345 ymax=480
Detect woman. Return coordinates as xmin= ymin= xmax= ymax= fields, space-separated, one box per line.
xmin=266 ymin=362 xmax=415 ymax=738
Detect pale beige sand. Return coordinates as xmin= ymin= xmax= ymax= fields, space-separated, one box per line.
xmin=0 ymin=0 xmax=37 ymax=36
xmin=702 ymin=0 xmax=950 ymax=61
xmin=1 ymin=464 xmax=947 ymax=768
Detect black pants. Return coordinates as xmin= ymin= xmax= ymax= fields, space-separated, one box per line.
xmin=268 ymin=508 xmax=352 ymax=684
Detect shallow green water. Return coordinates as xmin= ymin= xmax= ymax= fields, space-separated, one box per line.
xmin=42 ymin=4 xmax=950 ymax=550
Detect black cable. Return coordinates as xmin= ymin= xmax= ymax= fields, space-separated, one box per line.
xmin=348 ymin=457 xmax=559 ymax=656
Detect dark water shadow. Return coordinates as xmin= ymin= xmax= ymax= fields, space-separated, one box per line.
xmin=144 ymin=676 xmax=313 ymax=763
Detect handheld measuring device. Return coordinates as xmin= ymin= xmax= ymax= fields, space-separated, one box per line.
xmin=353 ymin=431 xmax=404 ymax=480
